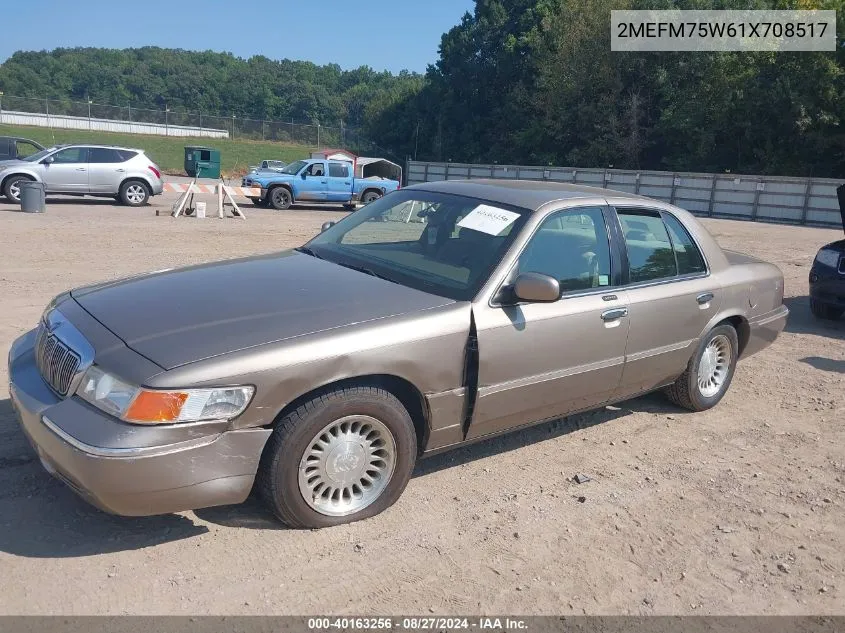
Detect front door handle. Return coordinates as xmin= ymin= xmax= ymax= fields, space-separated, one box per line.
xmin=601 ymin=307 xmax=628 ymax=321
xmin=697 ymin=292 xmax=715 ymax=305
xmin=75 ymin=168 xmax=86 ymax=171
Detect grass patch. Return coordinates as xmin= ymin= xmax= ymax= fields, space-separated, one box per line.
xmin=0 ymin=124 xmax=313 ymax=177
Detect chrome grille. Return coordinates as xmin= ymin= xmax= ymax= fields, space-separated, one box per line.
xmin=35 ymin=324 xmax=81 ymax=396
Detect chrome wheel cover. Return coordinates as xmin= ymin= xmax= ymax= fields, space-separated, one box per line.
xmin=697 ymin=334 xmax=731 ymax=398
xmin=298 ymin=415 xmax=396 ymax=517
xmin=125 ymin=184 xmax=146 ymax=204
xmin=9 ymin=180 xmax=23 ymax=201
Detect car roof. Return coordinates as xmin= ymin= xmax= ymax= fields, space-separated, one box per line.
xmin=50 ymin=143 xmax=144 ymax=152
xmin=0 ymin=136 xmax=43 ymax=143
xmin=405 ymin=178 xmax=652 ymax=211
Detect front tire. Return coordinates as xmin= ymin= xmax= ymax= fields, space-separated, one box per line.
xmin=810 ymin=298 xmax=843 ymax=320
xmin=3 ymin=175 xmax=33 ymax=203
xmin=664 ymin=324 xmax=739 ymax=412
xmin=257 ymin=386 xmax=417 ymax=528
xmin=269 ymin=187 xmax=292 ymax=210
xmin=119 ymin=180 xmax=150 ymax=207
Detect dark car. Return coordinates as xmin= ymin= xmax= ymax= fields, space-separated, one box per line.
xmin=808 ymin=183 xmax=845 ymax=320
xmin=0 ymin=136 xmax=44 ymax=162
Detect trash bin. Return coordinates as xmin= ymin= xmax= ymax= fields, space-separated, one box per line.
xmin=184 ymin=146 xmax=221 ymax=179
xmin=20 ymin=181 xmax=46 ymax=213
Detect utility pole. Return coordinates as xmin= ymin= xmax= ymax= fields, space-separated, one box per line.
xmin=414 ymin=121 xmax=420 ymax=161
xmin=165 ymin=105 xmax=170 ymax=136
xmin=87 ymin=97 xmax=93 ymax=130
xmin=0 ymin=92 xmax=4 ymax=124
xmin=232 ymin=114 xmax=236 ymax=139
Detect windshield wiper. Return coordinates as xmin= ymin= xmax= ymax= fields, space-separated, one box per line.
xmin=295 ymin=246 xmax=323 ymax=259
xmin=334 ymin=261 xmax=397 ymax=284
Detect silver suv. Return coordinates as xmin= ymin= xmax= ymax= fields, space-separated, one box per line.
xmin=0 ymin=144 xmax=164 ymax=206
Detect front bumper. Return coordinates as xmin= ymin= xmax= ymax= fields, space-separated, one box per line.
xmin=809 ymin=266 xmax=845 ymax=308
xmin=8 ymin=329 xmax=271 ymax=516
xmin=741 ymin=305 xmax=789 ymax=359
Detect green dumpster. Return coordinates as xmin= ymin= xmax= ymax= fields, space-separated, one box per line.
xmin=184 ymin=146 xmax=221 ymax=179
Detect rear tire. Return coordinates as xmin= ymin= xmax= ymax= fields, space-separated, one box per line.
xmin=3 ymin=175 xmax=33 ymax=203
xmin=810 ymin=298 xmax=843 ymax=320
xmin=257 ymin=386 xmax=417 ymax=528
xmin=664 ymin=324 xmax=738 ymax=412
xmin=361 ymin=190 xmax=381 ymax=205
xmin=119 ymin=180 xmax=150 ymax=207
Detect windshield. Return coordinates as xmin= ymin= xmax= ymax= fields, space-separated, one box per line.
xmin=305 ymin=190 xmax=530 ymax=301
xmin=24 ymin=148 xmax=55 ymax=163
xmin=280 ymin=160 xmax=307 ymax=175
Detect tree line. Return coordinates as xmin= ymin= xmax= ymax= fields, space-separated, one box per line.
xmin=0 ymin=0 xmax=842 ymax=177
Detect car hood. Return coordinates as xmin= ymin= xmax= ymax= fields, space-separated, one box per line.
xmin=252 ymin=173 xmax=295 ymax=185
xmin=71 ymin=251 xmax=454 ymax=370
xmin=0 ymin=159 xmax=28 ymax=169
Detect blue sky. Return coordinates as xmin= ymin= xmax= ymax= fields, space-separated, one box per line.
xmin=0 ymin=0 xmax=474 ymax=73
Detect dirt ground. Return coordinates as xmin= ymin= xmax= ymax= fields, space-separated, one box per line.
xmin=0 ymin=191 xmax=842 ymax=616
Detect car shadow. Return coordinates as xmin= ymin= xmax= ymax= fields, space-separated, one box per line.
xmin=799 ymin=356 xmax=845 ymax=374
xmin=0 ymin=198 xmax=124 ymax=210
xmin=198 ymin=393 xmax=678 ymax=530
xmin=0 ymin=399 xmax=209 ymax=558
xmin=413 ymin=392 xmax=673 ymax=478
xmin=0 ymin=392 xmax=678 ymax=542
xmin=783 ymin=296 xmax=845 ymax=340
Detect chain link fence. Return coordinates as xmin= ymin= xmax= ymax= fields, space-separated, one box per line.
xmin=0 ymin=94 xmax=400 ymax=160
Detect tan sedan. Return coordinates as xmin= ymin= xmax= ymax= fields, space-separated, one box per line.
xmin=8 ymin=180 xmax=788 ymax=527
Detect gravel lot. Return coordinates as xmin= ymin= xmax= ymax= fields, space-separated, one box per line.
xmin=0 ymin=191 xmax=842 ymax=615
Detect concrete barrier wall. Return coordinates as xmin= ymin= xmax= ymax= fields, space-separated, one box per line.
xmin=0 ymin=110 xmax=229 ymax=139
xmin=406 ymin=161 xmax=843 ymax=228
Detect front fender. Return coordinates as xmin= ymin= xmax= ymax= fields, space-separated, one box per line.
xmin=1 ymin=168 xmax=42 ymax=187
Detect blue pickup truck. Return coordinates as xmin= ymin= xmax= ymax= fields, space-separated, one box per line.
xmin=243 ymin=158 xmax=400 ymax=210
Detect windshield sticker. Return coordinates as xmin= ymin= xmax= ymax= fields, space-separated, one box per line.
xmin=457 ymin=205 xmax=520 ymax=236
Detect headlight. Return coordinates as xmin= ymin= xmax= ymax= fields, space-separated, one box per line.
xmin=77 ymin=366 xmax=254 ymax=424
xmin=815 ymin=248 xmax=841 ymax=268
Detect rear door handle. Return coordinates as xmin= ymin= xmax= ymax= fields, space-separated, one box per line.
xmin=601 ymin=307 xmax=628 ymax=321
xmin=75 ymin=168 xmax=86 ymax=171
xmin=115 ymin=168 xmax=126 ymax=173
xmin=697 ymin=292 xmax=715 ymax=305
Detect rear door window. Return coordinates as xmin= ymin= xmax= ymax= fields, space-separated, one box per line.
xmin=88 ymin=148 xmax=123 ymax=163
xmin=663 ymin=213 xmax=706 ymax=275
xmin=329 ymin=162 xmax=349 ymax=178
xmin=617 ymin=210 xmax=678 ymax=283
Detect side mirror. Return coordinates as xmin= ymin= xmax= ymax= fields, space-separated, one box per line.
xmin=301 ymin=172 xmax=308 ymax=179
xmin=512 ymin=272 xmax=560 ymax=303
xmin=320 ymin=221 xmax=336 ymax=232
xmin=43 ymin=155 xmax=55 ymax=165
